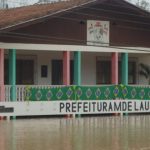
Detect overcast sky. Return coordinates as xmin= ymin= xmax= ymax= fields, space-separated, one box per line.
xmin=6 ymin=0 xmax=149 ymax=8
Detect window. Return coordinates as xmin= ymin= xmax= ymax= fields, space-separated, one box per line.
xmin=52 ymin=60 xmax=74 ymax=85
xmin=52 ymin=60 xmax=62 ymax=85
xmin=4 ymin=59 xmax=34 ymax=85
xmin=96 ymin=60 xmax=111 ymax=84
xmin=96 ymin=60 xmax=136 ymax=85
xmin=16 ymin=59 xmax=34 ymax=85
xmin=41 ymin=65 xmax=48 ymax=78
xmin=128 ymin=62 xmax=136 ymax=84
xmin=118 ymin=61 xmax=136 ymax=84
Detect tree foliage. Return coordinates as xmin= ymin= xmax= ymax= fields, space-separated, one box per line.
xmin=136 ymin=0 xmax=149 ymax=10
xmin=139 ymin=63 xmax=150 ymax=84
xmin=127 ymin=0 xmax=149 ymax=11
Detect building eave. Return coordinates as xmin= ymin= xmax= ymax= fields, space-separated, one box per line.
xmin=0 ymin=0 xmax=150 ymax=32
xmin=0 ymin=42 xmax=150 ymax=54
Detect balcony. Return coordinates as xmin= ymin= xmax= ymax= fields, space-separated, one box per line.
xmin=3 ymin=84 xmax=150 ymax=102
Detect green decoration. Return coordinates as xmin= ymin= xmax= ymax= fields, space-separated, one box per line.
xmin=25 ymin=85 xmax=150 ymax=101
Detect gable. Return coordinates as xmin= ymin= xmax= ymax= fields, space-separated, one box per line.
xmin=0 ymin=0 xmax=150 ymax=48
xmin=0 ymin=0 xmax=149 ymax=32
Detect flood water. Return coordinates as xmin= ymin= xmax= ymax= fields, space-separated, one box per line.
xmin=0 ymin=116 xmax=150 ymax=150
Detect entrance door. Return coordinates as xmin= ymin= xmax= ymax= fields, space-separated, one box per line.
xmin=96 ymin=60 xmax=111 ymax=84
xmin=52 ymin=60 xmax=63 ymax=85
xmin=52 ymin=60 xmax=74 ymax=85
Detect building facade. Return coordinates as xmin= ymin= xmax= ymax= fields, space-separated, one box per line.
xmin=0 ymin=0 xmax=150 ymax=102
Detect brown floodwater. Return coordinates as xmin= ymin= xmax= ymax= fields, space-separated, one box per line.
xmin=0 ymin=116 xmax=150 ymax=150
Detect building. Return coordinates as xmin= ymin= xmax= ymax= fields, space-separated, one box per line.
xmin=0 ymin=0 xmax=150 ymax=102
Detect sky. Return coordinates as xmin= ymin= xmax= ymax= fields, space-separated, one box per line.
xmin=8 ymin=0 xmax=38 ymax=7
xmin=5 ymin=0 xmax=150 ymax=8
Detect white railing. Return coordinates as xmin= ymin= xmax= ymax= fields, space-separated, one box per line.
xmin=5 ymin=85 xmax=64 ymax=102
xmin=5 ymin=85 xmax=11 ymax=102
xmin=16 ymin=85 xmax=26 ymax=102
xmin=130 ymin=84 xmax=150 ymax=87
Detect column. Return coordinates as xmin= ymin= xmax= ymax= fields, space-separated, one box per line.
xmin=74 ymin=51 xmax=81 ymax=85
xmin=111 ymin=52 xmax=118 ymax=85
xmin=63 ymin=51 xmax=70 ymax=85
xmin=9 ymin=49 xmax=16 ymax=101
xmin=121 ymin=53 xmax=128 ymax=85
xmin=0 ymin=49 xmax=5 ymax=101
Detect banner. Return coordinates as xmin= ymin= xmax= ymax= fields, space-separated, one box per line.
xmin=0 ymin=100 xmax=150 ymax=117
xmin=25 ymin=85 xmax=150 ymax=101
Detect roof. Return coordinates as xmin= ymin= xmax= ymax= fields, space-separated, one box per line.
xmin=0 ymin=0 xmax=94 ymax=30
xmin=0 ymin=0 xmax=149 ymax=31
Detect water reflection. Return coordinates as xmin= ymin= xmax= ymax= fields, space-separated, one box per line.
xmin=0 ymin=116 xmax=150 ymax=150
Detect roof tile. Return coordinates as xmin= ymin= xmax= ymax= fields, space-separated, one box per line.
xmin=0 ymin=0 xmax=92 ymax=30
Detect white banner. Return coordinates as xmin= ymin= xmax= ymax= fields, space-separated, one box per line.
xmin=87 ymin=20 xmax=109 ymax=46
xmin=0 ymin=100 xmax=150 ymax=116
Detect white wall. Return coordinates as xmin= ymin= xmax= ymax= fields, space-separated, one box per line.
xmin=82 ymin=52 xmax=111 ymax=85
xmin=16 ymin=50 xmax=72 ymax=85
xmin=13 ymin=50 xmax=150 ymax=85
xmin=37 ymin=51 xmax=63 ymax=85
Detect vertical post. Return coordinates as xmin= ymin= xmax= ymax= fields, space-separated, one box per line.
xmin=63 ymin=51 xmax=71 ymax=118
xmin=63 ymin=51 xmax=70 ymax=85
xmin=112 ymin=52 xmax=119 ymax=116
xmin=111 ymin=52 xmax=118 ymax=85
xmin=0 ymin=49 xmax=5 ymax=101
xmin=9 ymin=49 xmax=16 ymax=102
xmin=74 ymin=51 xmax=81 ymax=85
xmin=74 ymin=51 xmax=81 ymax=118
xmin=121 ymin=53 xmax=128 ymax=85
xmin=121 ymin=53 xmax=128 ymax=116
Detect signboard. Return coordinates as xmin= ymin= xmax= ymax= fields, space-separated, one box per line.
xmin=0 ymin=100 xmax=150 ymax=117
xmin=87 ymin=20 xmax=110 ymax=46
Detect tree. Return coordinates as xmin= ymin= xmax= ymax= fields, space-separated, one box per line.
xmin=19 ymin=0 xmax=28 ymax=6
xmin=126 ymin=0 xmax=150 ymax=11
xmin=0 ymin=0 xmax=8 ymax=9
xmin=139 ymin=63 xmax=150 ymax=84
xmin=38 ymin=0 xmax=53 ymax=3
xmin=136 ymin=0 xmax=149 ymax=11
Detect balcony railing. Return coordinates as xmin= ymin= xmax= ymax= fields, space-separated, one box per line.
xmin=3 ymin=84 xmax=150 ymax=102
xmin=5 ymin=85 xmax=65 ymax=102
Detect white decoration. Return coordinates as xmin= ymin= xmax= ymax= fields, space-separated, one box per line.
xmin=87 ymin=20 xmax=110 ymax=46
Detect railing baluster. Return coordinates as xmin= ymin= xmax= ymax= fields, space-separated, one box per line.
xmin=9 ymin=86 xmax=10 ymax=102
xmin=23 ymin=86 xmax=25 ymax=101
xmin=17 ymin=86 xmax=19 ymax=101
xmin=4 ymin=85 xmax=11 ymax=102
